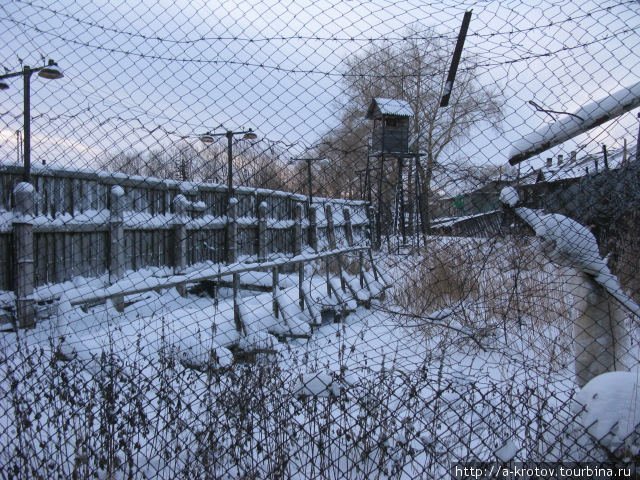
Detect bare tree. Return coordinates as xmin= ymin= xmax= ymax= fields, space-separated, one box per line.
xmin=98 ymin=142 xmax=202 ymax=181
xmin=97 ymin=139 xmax=290 ymax=190
xmin=98 ymin=150 xmax=146 ymax=176
xmin=314 ymin=24 xmax=505 ymax=234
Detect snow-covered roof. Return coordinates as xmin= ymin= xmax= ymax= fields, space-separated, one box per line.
xmin=366 ymin=98 xmax=414 ymax=119
xmin=519 ymin=145 xmax=635 ymax=184
xmin=509 ymin=80 xmax=640 ymax=165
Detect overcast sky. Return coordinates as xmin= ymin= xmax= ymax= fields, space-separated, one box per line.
xmin=1 ymin=0 xmax=639 ymax=176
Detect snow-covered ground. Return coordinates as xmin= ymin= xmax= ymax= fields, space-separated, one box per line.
xmin=1 ymin=242 xmax=639 ymax=479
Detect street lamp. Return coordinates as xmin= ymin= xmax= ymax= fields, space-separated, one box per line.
xmin=289 ymin=157 xmax=328 ymax=207
xmin=0 ymin=59 xmax=64 ymax=182
xmin=200 ymin=128 xmax=257 ymax=198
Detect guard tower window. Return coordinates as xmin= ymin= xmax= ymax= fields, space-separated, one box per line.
xmin=366 ymin=98 xmax=414 ymax=155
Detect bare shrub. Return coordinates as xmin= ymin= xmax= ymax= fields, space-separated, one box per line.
xmin=386 ymin=236 xmax=575 ymax=370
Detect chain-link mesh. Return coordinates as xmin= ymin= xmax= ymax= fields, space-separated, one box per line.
xmin=1 ymin=1 xmax=640 ymax=478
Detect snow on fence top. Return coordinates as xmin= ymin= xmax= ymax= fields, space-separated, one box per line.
xmin=0 ymin=162 xmax=368 ymax=223
xmin=0 ymin=163 xmax=371 ymax=294
xmin=509 ymin=80 xmax=640 ymax=165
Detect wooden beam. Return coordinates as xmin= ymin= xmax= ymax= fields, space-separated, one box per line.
xmin=62 ymin=246 xmax=371 ymax=307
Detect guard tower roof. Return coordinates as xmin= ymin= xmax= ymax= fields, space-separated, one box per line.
xmin=366 ymin=98 xmax=414 ymax=119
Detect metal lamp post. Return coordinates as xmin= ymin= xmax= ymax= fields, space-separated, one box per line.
xmin=200 ymin=128 xmax=257 ymax=199
xmin=200 ymin=129 xmax=257 ymax=269
xmin=0 ymin=59 xmax=64 ymax=182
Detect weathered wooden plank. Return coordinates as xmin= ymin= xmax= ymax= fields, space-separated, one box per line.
xmin=53 ymin=233 xmax=63 ymax=284
xmin=43 ymin=175 xmax=53 ymax=217
xmin=90 ymin=232 xmax=100 ymax=277
xmin=34 ymin=233 xmax=46 ymax=286
xmin=0 ymin=235 xmax=11 ymax=291
xmin=14 ymin=183 xmax=36 ymax=328
xmin=124 ymin=230 xmax=133 ymax=271
xmin=226 ymin=198 xmax=238 ymax=265
xmin=0 ymin=168 xmax=370 ymax=298
xmin=80 ymin=231 xmax=89 ymax=277
xmin=46 ymin=233 xmax=55 ymax=284
xmin=63 ymin=233 xmax=72 ymax=281
xmin=64 ymin=177 xmax=74 ymax=216
xmin=71 ymin=178 xmax=81 ymax=213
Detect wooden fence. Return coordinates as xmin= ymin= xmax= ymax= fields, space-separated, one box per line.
xmin=0 ymin=163 xmax=371 ymax=326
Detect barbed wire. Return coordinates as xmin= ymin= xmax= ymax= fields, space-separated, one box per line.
xmin=9 ymin=0 xmax=638 ymax=46
xmin=1 ymin=15 xmax=637 ymax=77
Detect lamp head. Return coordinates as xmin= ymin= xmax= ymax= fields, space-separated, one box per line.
xmin=38 ymin=60 xmax=63 ymax=80
xmin=200 ymin=133 xmax=215 ymax=144
xmin=242 ymin=130 xmax=258 ymax=140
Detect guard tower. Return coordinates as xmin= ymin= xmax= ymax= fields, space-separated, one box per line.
xmin=366 ymin=98 xmax=414 ymax=155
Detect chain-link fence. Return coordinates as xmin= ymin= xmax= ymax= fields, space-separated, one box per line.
xmin=1 ymin=1 xmax=640 ymax=478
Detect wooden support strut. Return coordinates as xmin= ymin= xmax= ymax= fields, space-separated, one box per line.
xmin=294 ymin=203 xmax=304 ymax=312
xmin=227 ymin=198 xmax=238 ymax=265
xmin=258 ymin=201 xmax=268 ymax=262
xmin=308 ymin=204 xmax=318 ymax=253
xmin=62 ymin=246 xmax=370 ymax=307
xmin=325 ymin=204 xmax=348 ymax=320
xmin=173 ymin=194 xmax=188 ymax=296
xmin=13 ymin=182 xmax=36 ymax=329
xmin=341 ymin=206 xmax=370 ymax=307
xmin=109 ymin=186 xmax=126 ymax=312
xmin=227 ymin=198 xmax=242 ymax=331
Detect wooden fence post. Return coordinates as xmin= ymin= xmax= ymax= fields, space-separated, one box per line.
xmin=308 ymin=205 xmax=318 ymax=253
xmin=343 ymin=206 xmax=354 ymax=247
xmin=13 ymin=182 xmax=36 ymax=329
xmin=227 ymin=197 xmax=241 ymax=328
xmin=367 ymin=205 xmax=380 ymax=282
xmin=227 ymin=198 xmax=238 ymax=265
xmin=294 ymin=203 xmax=303 ymax=256
xmin=109 ymin=186 xmax=126 ymax=312
xmin=325 ymin=204 xmax=336 ymax=250
xmin=272 ymin=266 xmax=280 ymax=319
xmin=294 ymin=203 xmax=304 ymax=311
xmin=258 ymin=201 xmax=267 ymax=262
xmin=324 ymin=204 xmax=335 ymax=296
xmin=173 ymin=194 xmax=188 ymax=296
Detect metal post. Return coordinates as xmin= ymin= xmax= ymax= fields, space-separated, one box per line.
xmin=440 ymin=11 xmax=472 ymax=107
xmin=23 ymin=67 xmax=32 ymax=183
xmin=227 ymin=131 xmax=233 ymax=201
xmin=0 ymin=61 xmax=63 ymax=182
